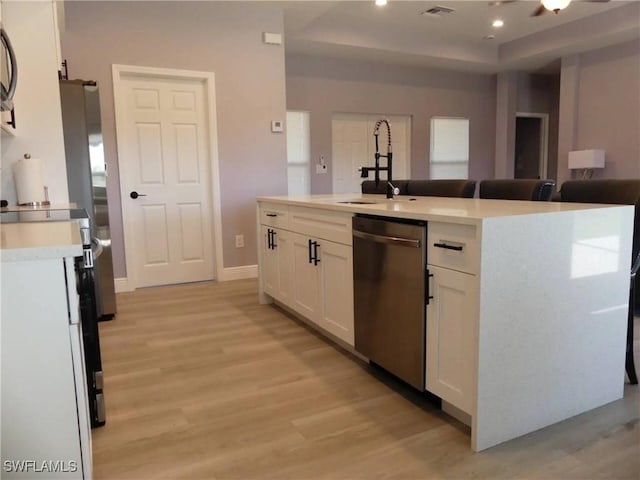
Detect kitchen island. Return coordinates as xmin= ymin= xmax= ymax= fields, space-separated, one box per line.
xmin=256 ymin=193 xmax=634 ymax=451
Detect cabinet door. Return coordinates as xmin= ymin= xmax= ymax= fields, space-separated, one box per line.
xmin=261 ymin=227 xmax=294 ymax=306
xmin=426 ymin=265 xmax=477 ymax=414
xmin=273 ymin=228 xmax=293 ymax=307
xmin=318 ymin=240 xmax=355 ymax=346
xmin=291 ymin=232 xmax=321 ymax=323
xmin=1 ymin=259 xmax=85 ymax=478
xmin=262 ymin=227 xmax=278 ymax=298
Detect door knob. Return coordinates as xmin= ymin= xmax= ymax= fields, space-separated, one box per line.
xmin=130 ymin=191 xmax=147 ymax=199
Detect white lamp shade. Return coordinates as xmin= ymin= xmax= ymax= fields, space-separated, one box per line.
xmin=568 ymin=149 xmax=605 ymax=169
xmin=542 ymin=0 xmax=572 ymax=12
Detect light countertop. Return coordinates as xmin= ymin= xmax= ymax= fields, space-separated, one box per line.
xmin=0 ymin=221 xmax=83 ymax=262
xmin=257 ymin=194 xmax=627 ymax=225
xmin=0 ymin=203 xmax=77 ymax=213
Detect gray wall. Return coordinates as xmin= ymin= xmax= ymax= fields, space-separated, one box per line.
xmin=574 ymin=40 xmax=640 ymax=179
xmin=285 ymin=54 xmax=497 ymax=193
xmin=516 ymin=73 xmax=561 ymax=182
xmin=61 ymin=1 xmax=287 ymax=277
xmin=558 ymin=39 xmax=640 ymax=183
xmin=494 ymin=72 xmax=517 ymax=179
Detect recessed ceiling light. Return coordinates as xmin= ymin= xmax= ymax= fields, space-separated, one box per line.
xmin=492 ymin=19 xmax=504 ymax=28
xmin=375 ymin=0 xmax=388 ymax=6
xmin=483 ymin=34 xmax=496 ymax=40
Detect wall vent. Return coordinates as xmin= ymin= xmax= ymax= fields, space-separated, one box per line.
xmin=421 ymin=6 xmax=455 ymax=16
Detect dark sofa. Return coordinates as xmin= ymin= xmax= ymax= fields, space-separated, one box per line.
xmin=361 ymin=179 xmax=476 ymax=198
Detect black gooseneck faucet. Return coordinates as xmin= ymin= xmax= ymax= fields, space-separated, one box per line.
xmin=360 ymin=118 xmax=399 ymax=199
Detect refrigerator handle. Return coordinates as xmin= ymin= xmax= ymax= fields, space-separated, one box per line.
xmin=91 ymin=238 xmax=104 ymax=259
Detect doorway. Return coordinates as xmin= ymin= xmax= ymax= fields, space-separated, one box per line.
xmin=514 ymin=113 xmax=548 ymax=179
xmin=113 ymin=65 xmax=223 ymax=289
xmin=332 ymin=113 xmax=411 ymax=194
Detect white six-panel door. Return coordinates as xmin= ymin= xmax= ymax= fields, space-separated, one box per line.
xmin=117 ymin=73 xmax=215 ymax=288
xmin=332 ymin=113 xmax=411 ymax=194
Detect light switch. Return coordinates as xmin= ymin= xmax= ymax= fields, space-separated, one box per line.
xmin=263 ymin=32 xmax=283 ymax=45
xmin=271 ymin=120 xmax=283 ymax=133
xmin=316 ymin=164 xmax=327 ymax=174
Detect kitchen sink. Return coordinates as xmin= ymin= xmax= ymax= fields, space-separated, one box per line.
xmin=337 ymin=200 xmax=377 ymax=205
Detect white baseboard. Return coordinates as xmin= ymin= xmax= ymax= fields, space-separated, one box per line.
xmin=219 ymin=264 xmax=258 ymax=281
xmin=114 ymin=277 xmax=133 ymax=293
xmin=114 ymin=266 xmax=257 ymax=291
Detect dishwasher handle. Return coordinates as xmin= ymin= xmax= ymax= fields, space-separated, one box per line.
xmin=353 ymin=229 xmax=421 ymax=248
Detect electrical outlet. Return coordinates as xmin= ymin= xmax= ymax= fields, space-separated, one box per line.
xmin=235 ymin=234 xmax=244 ymax=248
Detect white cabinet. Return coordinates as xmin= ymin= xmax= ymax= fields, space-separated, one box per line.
xmin=259 ymin=202 xmax=354 ymax=347
xmin=52 ymin=0 xmax=64 ymax=77
xmin=427 ymin=221 xmax=479 ymax=275
xmin=260 ymin=202 xmax=290 ymax=230
xmin=317 ymin=240 xmax=354 ymax=345
xmin=289 ymin=206 xmax=352 ymax=245
xmin=290 ymin=233 xmax=355 ymax=345
xmin=261 ymin=226 xmax=293 ymax=307
xmin=291 ymin=232 xmax=321 ymax=319
xmin=425 ymin=221 xmax=479 ymax=415
xmin=1 ymin=256 xmax=91 ymax=479
xmin=425 ymin=265 xmax=477 ymax=414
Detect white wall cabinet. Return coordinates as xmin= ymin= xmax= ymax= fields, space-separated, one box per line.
xmin=0 ymin=1 xmax=69 ymax=204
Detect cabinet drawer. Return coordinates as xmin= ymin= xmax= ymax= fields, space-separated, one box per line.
xmin=289 ymin=206 xmax=352 ymax=245
xmin=428 ymin=222 xmax=479 ymax=274
xmin=260 ymin=203 xmax=289 ymax=229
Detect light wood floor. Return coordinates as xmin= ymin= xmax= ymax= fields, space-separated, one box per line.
xmin=94 ymin=279 xmax=640 ymax=479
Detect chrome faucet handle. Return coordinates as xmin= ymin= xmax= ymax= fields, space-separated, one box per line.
xmin=387 ymin=182 xmax=400 ymax=198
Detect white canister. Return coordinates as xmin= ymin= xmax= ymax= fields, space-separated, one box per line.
xmin=13 ymin=154 xmax=50 ymax=206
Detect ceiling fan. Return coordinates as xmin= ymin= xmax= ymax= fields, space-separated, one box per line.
xmin=489 ymin=0 xmax=611 ymax=17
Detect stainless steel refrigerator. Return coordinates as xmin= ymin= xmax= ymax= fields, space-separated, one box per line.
xmin=60 ymin=79 xmax=117 ymax=321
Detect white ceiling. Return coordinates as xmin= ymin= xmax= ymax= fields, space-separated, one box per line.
xmin=276 ymin=0 xmax=640 ymax=73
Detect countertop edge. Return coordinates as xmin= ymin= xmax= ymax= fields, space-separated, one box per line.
xmin=256 ymin=195 xmax=631 ymax=226
xmin=0 ymin=221 xmax=83 ymax=262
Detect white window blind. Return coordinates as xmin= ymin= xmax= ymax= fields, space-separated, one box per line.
xmin=286 ymin=111 xmax=310 ymax=196
xmin=429 ymin=117 xmax=469 ymax=180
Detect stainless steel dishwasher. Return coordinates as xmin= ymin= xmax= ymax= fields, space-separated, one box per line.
xmin=353 ymin=214 xmax=427 ymax=390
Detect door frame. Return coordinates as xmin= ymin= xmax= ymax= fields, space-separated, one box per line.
xmin=515 ymin=112 xmax=549 ymax=180
xmin=112 ymin=64 xmax=223 ymax=289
